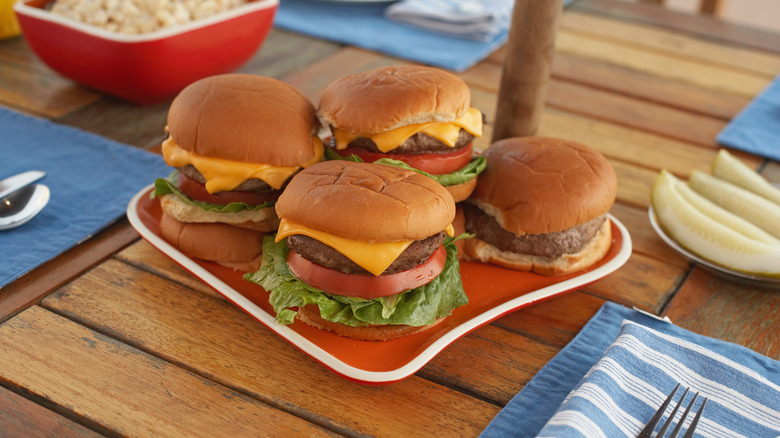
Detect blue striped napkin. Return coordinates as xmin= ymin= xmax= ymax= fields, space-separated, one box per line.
xmin=717 ymin=73 xmax=780 ymax=162
xmin=0 ymin=107 xmax=170 ymax=288
xmin=480 ymin=302 xmax=780 ymax=437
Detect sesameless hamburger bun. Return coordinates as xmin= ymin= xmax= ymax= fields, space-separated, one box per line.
xmin=154 ymin=73 xmax=323 ymax=271
xmin=317 ymin=65 xmax=486 ymax=202
xmin=244 ymin=160 xmax=468 ymax=341
xmin=159 ymin=213 xmax=265 ymax=272
xmin=463 ymin=137 xmax=617 ymax=275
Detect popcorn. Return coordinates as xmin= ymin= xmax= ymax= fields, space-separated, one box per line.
xmin=49 ymin=0 xmax=248 ymax=34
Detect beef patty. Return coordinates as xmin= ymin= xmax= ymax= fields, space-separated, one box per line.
xmin=332 ymin=111 xmax=485 ymax=155
xmin=286 ymin=232 xmax=446 ymax=276
xmin=177 ymin=165 xmax=283 ymax=195
xmin=338 ymin=129 xmax=475 ymax=155
xmin=463 ymin=203 xmax=606 ymax=258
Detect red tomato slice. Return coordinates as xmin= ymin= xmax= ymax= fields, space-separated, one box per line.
xmin=287 ymin=245 xmax=447 ymax=299
xmin=336 ymin=144 xmax=473 ymax=175
xmin=178 ymin=173 xmax=279 ymax=206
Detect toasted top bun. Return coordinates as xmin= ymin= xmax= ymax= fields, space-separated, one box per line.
xmin=167 ymin=73 xmax=320 ymax=166
xmin=276 ymin=161 xmax=455 ymax=242
xmin=471 ymin=137 xmax=617 ymax=235
xmin=318 ymin=65 xmax=470 ymax=134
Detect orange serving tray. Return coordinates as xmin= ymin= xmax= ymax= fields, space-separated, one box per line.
xmin=128 ymin=186 xmax=632 ymax=384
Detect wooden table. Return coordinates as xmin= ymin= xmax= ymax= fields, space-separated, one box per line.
xmin=1 ymin=0 xmax=779 ymax=435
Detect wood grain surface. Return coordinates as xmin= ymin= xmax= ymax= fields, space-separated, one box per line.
xmin=0 ymin=306 xmax=334 ymax=437
xmin=0 ymin=385 xmax=103 ymax=438
xmin=1 ymin=0 xmax=778 ymax=435
xmin=41 ymin=259 xmax=501 ymax=436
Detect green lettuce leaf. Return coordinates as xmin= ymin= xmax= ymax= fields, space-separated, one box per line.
xmin=323 ymin=146 xmax=362 ymax=162
xmin=152 ymin=172 xmax=274 ymax=213
xmin=374 ymin=156 xmax=485 ymax=187
xmin=243 ymin=236 xmax=468 ymax=327
xmin=323 ymin=147 xmax=486 ymax=187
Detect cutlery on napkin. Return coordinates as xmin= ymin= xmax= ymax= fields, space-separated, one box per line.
xmin=479 ymin=302 xmax=780 ymax=438
xmin=385 ymin=0 xmax=513 ymax=42
xmin=0 ymin=107 xmax=171 ymax=288
xmin=537 ymin=321 xmax=780 ymax=437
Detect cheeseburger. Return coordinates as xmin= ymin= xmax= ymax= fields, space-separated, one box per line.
xmin=317 ymin=65 xmax=486 ymax=202
xmin=463 ymin=137 xmax=617 ymax=275
xmin=154 ymin=74 xmax=323 ymax=271
xmin=244 ymin=160 xmax=467 ymax=341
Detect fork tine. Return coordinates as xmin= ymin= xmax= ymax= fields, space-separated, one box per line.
xmin=668 ymin=392 xmax=698 ymax=438
xmin=659 ymin=387 xmax=691 ymax=437
xmin=638 ymin=384 xmax=680 ymax=438
xmin=681 ymin=398 xmax=708 ymax=438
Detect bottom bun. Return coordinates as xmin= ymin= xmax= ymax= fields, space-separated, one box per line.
xmin=159 ymin=212 xmax=265 ymax=272
xmin=446 ymin=177 xmax=477 ymax=203
xmin=465 ymin=219 xmax=612 ymax=276
xmin=296 ymin=305 xmax=443 ymax=341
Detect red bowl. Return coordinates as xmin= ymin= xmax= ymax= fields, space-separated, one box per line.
xmin=14 ymin=0 xmax=278 ymax=104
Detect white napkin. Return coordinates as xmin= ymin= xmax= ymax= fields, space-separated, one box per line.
xmin=384 ymin=0 xmax=513 ymax=42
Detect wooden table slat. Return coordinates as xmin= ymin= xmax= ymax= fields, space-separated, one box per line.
xmin=0 ymin=61 xmax=101 ymax=118
xmin=0 ymin=220 xmax=140 ymax=322
xmin=493 ymin=291 xmax=606 ymax=349
xmin=0 ymin=306 xmax=334 ymax=437
xmin=419 ymin=324 xmax=560 ymax=406
xmin=664 ymin=269 xmax=780 ymax=359
xmin=555 ymin=29 xmax=770 ymax=98
xmin=40 ymin=259 xmax=501 ymax=436
xmin=560 ymin=10 xmax=780 ymax=78
xmin=481 ymin=48 xmax=751 ymax=122
xmin=0 ymin=385 xmax=103 ymax=438
xmin=572 ymin=0 xmax=780 ymax=55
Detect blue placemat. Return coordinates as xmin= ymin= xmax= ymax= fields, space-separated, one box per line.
xmin=0 ymin=107 xmax=171 ymax=288
xmin=480 ymin=302 xmax=780 ymax=437
xmin=273 ymin=0 xmax=573 ymax=72
xmin=717 ymin=73 xmax=780 ymax=162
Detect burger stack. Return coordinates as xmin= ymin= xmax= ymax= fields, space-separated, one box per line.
xmin=317 ymin=65 xmax=486 ymax=203
xmin=153 ymin=67 xmax=618 ymax=342
xmin=155 ymin=73 xmax=323 ymax=272
xmin=461 ymin=137 xmax=617 ymax=276
xmin=247 ymin=160 xmax=467 ymax=341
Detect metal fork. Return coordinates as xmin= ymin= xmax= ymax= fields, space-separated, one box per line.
xmin=638 ymin=383 xmax=708 ymax=438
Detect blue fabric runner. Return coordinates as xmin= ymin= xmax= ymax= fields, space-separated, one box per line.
xmin=273 ymin=0 xmax=573 ymax=72
xmin=481 ymin=302 xmax=780 ymax=437
xmin=717 ymin=74 xmax=780 ymax=162
xmin=0 ymin=107 xmax=171 ymax=288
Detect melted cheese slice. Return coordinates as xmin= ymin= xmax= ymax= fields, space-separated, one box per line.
xmin=333 ymin=108 xmax=483 ymax=153
xmin=161 ymin=136 xmax=324 ymax=193
xmin=276 ymin=218 xmax=455 ymax=276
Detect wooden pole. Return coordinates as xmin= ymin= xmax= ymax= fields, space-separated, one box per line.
xmin=698 ymin=0 xmax=725 ymax=16
xmin=492 ymin=0 xmax=563 ymax=142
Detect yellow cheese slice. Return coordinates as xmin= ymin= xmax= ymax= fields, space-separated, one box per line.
xmin=276 ymin=219 xmax=455 ymax=276
xmin=161 ymin=136 xmax=323 ymax=193
xmin=333 ymin=107 xmax=483 ymax=153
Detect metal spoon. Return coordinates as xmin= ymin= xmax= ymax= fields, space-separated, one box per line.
xmin=0 ymin=184 xmax=50 ymax=230
xmin=0 ymin=170 xmax=46 ymax=199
